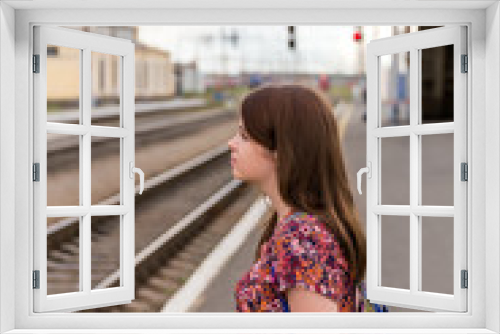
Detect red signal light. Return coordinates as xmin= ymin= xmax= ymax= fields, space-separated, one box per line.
xmin=353 ymin=30 xmax=362 ymax=42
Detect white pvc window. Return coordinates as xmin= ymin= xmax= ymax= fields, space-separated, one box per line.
xmin=33 ymin=25 xmax=141 ymax=313
xmin=7 ymin=8 xmax=485 ymax=330
xmin=360 ymin=25 xmax=468 ymax=312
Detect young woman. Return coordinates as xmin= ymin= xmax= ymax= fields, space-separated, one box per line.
xmin=229 ymin=83 xmax=389 ymax=312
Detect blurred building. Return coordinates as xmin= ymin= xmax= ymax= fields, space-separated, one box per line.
xmin=48 ymin=26 xmax=176 ymax=108
xmin=174 ymin=61 xmax=206 ymax=96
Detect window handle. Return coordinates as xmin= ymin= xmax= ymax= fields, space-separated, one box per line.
xmin=129 ymin=161 xmax=145 ymax=195
xmin=357 ymin=161 xmax=372 ymax=195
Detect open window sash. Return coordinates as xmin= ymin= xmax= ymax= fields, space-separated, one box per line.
xmin=363 ymin=25 xmax=467 ymax=312
xmin=33 ymin=25 xmax=137 ymax=312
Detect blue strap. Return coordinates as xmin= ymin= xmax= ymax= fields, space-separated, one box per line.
xmin=280 ymin=296 xmax=290 ymax=312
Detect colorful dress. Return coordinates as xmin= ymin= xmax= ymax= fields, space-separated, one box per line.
xmin=234 ymin=211 xmax=389 ymax=312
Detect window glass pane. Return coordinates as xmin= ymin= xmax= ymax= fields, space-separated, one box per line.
xmin=421 ymin=216 xmax=454 ymax=295
xmin=421 ymin=45 xmax=454 ymax=124
xmin=421 ymin=133 xmax=454 ymax=206
xmin=379 ymin=52 xmax=410 ymax=127
xmin=47 ymin=217 xmax=81 ymax=295
xmin=381 ymin=215 xmax=410 ymax=290
xmin=381 ymin=136 xmax=410 ymax=205
xmin=47 ymin=133 xmax=80 ymax=208
xmin=91 ymin=215 xmax=121 ymax=290
xmin=91 ymin=52 xmax=121 ymax=127
xmin=47 ymin=45 xmax=81 ymax=124
xmin=91 ymin=136 xmax=121 ymax=205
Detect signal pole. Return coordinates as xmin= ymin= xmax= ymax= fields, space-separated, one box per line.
xmin=354 ymin=26 xmax=364 ymax=115
xmin=358 ymin=26 xmax=365 ymax=76
xmin=288 ymin=26 xmax=298 ymax=83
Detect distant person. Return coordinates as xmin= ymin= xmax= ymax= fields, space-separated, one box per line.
xmin=248 ymin=74 xmax=262 ymax=89
xmin=228 ymin=84 xmax=389 ymax=312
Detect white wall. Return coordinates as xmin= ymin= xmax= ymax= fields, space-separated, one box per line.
xmin=485 ymin=2 xmax=500 ymax=333
xmin=1 ymin=4 xmax=497 ymax=332
xmin=0 ymin=2 xmax=16 ymax=333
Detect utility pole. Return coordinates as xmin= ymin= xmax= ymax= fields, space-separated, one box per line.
xmin=354 ymin=26 xmax=364 ymax=115
xmin=404 ymin=26 xmax=411 ymax=122
xmin=372 ymin=26 xmax=380 ymax=41
xmin=358 ymin=26 xmax=365 ymax=76
xmin=390 ymin=26 xmax=400 ymax=125
xmin=219 ymin=27 xmax=229 ymax=104
xmin=239 ymin=29 xmax=245 ymax=76
xmin=361 ymin=26 xmax=379 ymax=122
xmin=220 ymin=28 xmax=230 ymax=86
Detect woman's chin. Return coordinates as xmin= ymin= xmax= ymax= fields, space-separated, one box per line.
xmin=231 ymin=170 xmax=241 ymax=180
xmin=231 ymin=171 xmax=248 ymax=182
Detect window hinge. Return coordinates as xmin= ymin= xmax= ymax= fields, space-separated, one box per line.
xmin=33 ymin=163 xmax=40 ymax=182
xmin=461 ymin=270 xmax=468 ymax=289
xmin=33 ymin=270 xmax=40 ymax=289
xmin=461 ymin=54 xmax=468 ymax=73
xmin=33 ymin=54 xmax=40 ymax=73
xmin=461 ymin=162 xmax=468 ymax=181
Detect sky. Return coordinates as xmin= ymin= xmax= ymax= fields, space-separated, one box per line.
xmin=138 ymin=26 xmax=403 ymax=75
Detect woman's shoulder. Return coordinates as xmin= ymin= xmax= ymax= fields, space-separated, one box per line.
xmin=266 ymin=211 xmax=354 ymax=307
xmin=276 ymin=211 xmax=334 ymax=242
xmin=271 ymin=211 xmax=349 ymax=268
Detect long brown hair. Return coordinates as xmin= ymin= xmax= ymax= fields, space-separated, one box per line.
xmin=240 ymin=83 xmax=366 ymax=286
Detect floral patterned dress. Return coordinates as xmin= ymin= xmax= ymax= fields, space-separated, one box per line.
xmin=234 ymin=211 xmax=389 ymax=312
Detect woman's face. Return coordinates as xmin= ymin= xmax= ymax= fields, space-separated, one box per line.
xmin=228 ymin=119 xmax=276 ymax=184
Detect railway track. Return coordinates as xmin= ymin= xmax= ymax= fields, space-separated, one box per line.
xmin=45 ymin=144 xmax=263 ymax=312
xmin=47 ymin=108 xmax=237 ymax=172
xmin=90 ymin=181 xmax=260 ymax=313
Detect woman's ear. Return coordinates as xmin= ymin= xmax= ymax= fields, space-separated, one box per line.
xmin=272 ymin=150 xmax=277 ymax=162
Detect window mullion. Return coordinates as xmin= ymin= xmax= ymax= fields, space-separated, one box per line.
xmin=410 ymin=133 xmax=420 ymax=295
xmin=82 ymin=47 xmax=91 ymax=294
xmin=409 ymin=47 xmax=419 ymax=296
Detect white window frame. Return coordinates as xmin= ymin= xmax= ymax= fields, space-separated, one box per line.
xmin=33 ymin=25 xmax=137 ymax=313
xmin=0 ymin=2 xmax=499 ymax=334
xmin=364 ymin=25 xmax=468 ymax=313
